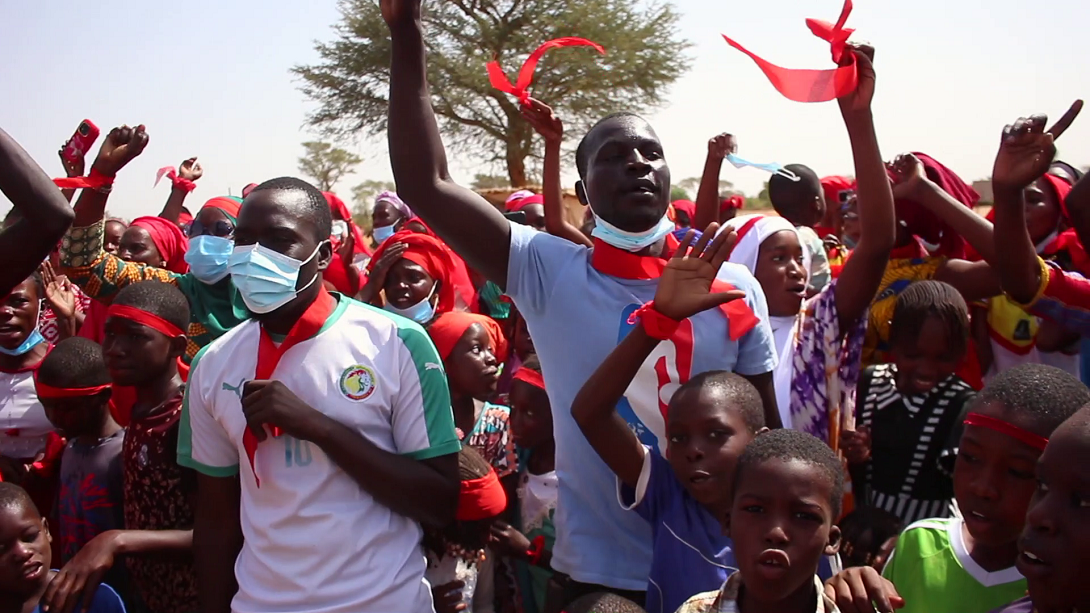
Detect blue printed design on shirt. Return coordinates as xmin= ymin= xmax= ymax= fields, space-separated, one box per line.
xmin=615 ymin=304 xmax=660 ymax=451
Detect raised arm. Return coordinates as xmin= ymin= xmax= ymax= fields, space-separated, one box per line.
xmin=991 ymin=103 xmax=1081 ymax=303
xmin=571 ymin=229 xmax=743 ymax=486
xmin=159 ymin=157 xmax=201 ymax=223
xmin=694 ymin=134 xmax=736 ymax=230
xmin=522 ymin=98 xmax=593 ymax=247
xmin=829 ymin=47 xmax=896 ymax=330
xmin=384 ymin=0 xmax=511 ymax=285
xmin=0 ymin=128 xmax=75 ymax=295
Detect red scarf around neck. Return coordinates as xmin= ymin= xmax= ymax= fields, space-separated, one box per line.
xmin=589 ymin=234 xmax=758 ymax=341
xmin=243 ymin=286 xmax=337 ymax=486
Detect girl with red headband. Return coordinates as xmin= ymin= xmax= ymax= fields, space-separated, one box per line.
xmin=425 ymin=446 xmax=508 ymax=613
xmin=362 ymin=230 xmax=479 ymax=324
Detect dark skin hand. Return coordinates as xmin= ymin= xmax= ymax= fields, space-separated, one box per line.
xmin=992 ymin=101 xmax=1082 ymax=304
xmin=693 ymin=133 xmax=737 ymax=230
xmin=357 ymin=241 xmax=407 ymax=305
xmin=38 ymin=262 xmax=80 ymax=340
xmin=0 ymin=128 xmax=75 ymax=298
xmin=384 ymin=0 xmax=512 ymax=287
xmin=69 ymin=125 xmax=149 ymax=230
xmin=432 ymin=580 xmax=467 ymax=613
xmin=159 ymin=157 xmax=201 ymax=224
xmin=57 ymin=146 xmax=85 ymax=204
xmin=489 ymin=520 xmax=553 ymax=568
xmin=823 ymin=566 xmax=904 ymax=613
xmin=521 ymin=98 xmax=592 ymax=247
xmin=193 ymin=474 xmax=242 ymax=613
xmin=571 ymin=226 xmax=746 ymax=486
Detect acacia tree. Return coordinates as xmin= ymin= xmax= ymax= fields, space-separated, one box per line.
xmin=298 ymin=141 xmax=363 ymax=191
xmin=294 ymin=0 xmax=690 ymax=187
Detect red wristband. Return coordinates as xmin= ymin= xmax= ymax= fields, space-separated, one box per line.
xmin=53 ymin=168 xmax=115 ymax=191
xmin=526 ymin=535 xmax=546 ymax=566
xmin=155 ymin=166 xmax=197 ymax=193
xmin=627 ymin=301 xmax=680 ymax=340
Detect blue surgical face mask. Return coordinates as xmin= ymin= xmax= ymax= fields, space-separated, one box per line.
xmin=725 ymin=153 xmax=799 ymax=182
xmin=591 ymin=213 xmax=675 ymax=252
xmin=373 ymin=224 xmax=396 ymax=243
xmin=383 ymin=282 xmax=438 ymax=324
xmin=227 ymin=242 xmax=324 ymax=315
xmin=185 ymin=235 xmax=234 ymax=284
xmin=0 ymin=302 xmax=45 ymax=356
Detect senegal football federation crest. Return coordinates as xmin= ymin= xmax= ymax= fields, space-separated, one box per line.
xmin=339 ymin=364 xmax=376 ymax=401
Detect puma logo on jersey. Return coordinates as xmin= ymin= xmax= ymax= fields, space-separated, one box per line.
xmin=425 ymin=362 xmax=443 ymax=372
xmin=222 ymin=379 xmax=248 ymax=402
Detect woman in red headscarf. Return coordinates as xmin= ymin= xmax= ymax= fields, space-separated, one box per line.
xmin=117 ymin=216 xmax=189 ymax=274
xmin=361 ymin=230 xmax=478 ymax=324
xmin=321 ymin=191 xmax=372 ymax=295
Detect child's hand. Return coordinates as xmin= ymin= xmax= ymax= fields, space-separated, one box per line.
xmin=992 ymin=101 xmax=1082 ymax=195
xmin=707 ymin=133 xmax=737 ymax=161
xmin=489 ymin=520 xmax=532 ymax=557
xmin=40 ymin=262 xmax=77 ymax=322
xmin=91 ymin=124 xmax=149 ymax=177
xmin=521 ymin=98 xmax=563 ymax=145
xmin=431 ymin=580 xmax=467 ymax=613
xmin=653 ymin=225 xmax=744 ymax=321
xmin=824 ymin=566 xmax=905 ymax=613
xmin=42 ymin=531 xmax=120 ymax=613
xmin=840 ymin=427 xmax=872 ymax=464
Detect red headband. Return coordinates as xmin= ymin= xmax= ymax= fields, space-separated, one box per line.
xmin=34 ymin=379 xmax=111 ymax=399
xmin=513 ymin=368 xmax=545 ymax=391
xmin=488 ymin=38 xmax=606 ymax=104
xmin=106 ymin=304 xmax=184 ymax=338
xmin=964 ymin=412 xmax=1048 ymax=451
xmin=722 ymin=0 xmax=858 ymax=103
xmin=457 ymin=469 xmax=508 ymax=521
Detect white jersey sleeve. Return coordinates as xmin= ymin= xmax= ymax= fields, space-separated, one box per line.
xmin=178 ymin=344 xmax=241 ymax=476
xmin=389 ymin=321 xmax=461 ymax=460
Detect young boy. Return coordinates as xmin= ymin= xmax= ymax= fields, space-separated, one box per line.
xmin=768 ymin=165 xmax=832 ymax=295
xmin=43 ymin=281 xmax=197 ymax=613
xmin=572 ymin=229 xmax=835 ymax=613
xmin=997 ymin=403 xmax=1090 ymax=613
xmin=676 ymin=429 xmax=844 ymax=613
xmin=35 ymin=338 xmax=127 ymax=597
xmin=0 ymin=482 xmax=125 ymax=613
xmin=825 ymin=363 xmax=1090 ymax=613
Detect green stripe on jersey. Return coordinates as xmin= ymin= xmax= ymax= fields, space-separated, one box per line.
xmin=177 ymin=344 xmax=241 ymax=476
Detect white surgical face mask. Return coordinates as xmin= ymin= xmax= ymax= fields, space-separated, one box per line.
xmin=383 ymin=282 xmax=438 ymax=324
xmin=590 ymin=213 xmax=675 ymax=252
xmin=227 ymin=242 xmax=324 ymax=314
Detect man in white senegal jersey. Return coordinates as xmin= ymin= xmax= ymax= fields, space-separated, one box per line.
xmin=177 ymin=177 xmax=461 ymax=613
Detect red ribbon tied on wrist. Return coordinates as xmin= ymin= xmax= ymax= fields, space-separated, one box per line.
xmin=487 ymin=37 xmax=606 ymax=103
xmin=155 ymin=166 xmax=196 ymax=193
xmin=722 ymin=0 xmax=858 ymax=103
xmin=53 ymin=168 xmax=114 ymax=190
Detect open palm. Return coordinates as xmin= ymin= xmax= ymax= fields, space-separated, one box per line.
xmin=654 ymin=225 xmax=745 ymax=321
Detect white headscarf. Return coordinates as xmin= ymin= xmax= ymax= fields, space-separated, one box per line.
xmin=721 ymin=214 xmax=810 ymax=429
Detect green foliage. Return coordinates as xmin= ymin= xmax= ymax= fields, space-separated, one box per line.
xmin=676 ymin=177 xmax=732 ymax=197
xmin=669 ymin=186 xmax=690 ymax=201
xmin=297 ymin=141 xmax=362 ymax=191
xmin=294 ymin=0 xmax=690 ymax=186
xmin=471 ymin=174 xmax=510 ymax=190
xmin=745 ymin=180 xmax=773 ymax=211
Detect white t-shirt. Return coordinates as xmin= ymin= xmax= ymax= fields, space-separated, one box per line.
xmin=0 ymin=366 xmax=52 ymax=460
xmin=505 ymin=223 xmax=776 ymax=589
xmin=178 ymin=296 xmax=460 ymax=613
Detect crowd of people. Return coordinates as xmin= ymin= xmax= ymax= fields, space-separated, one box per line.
xmin=0 ymin=1 xmax=1089 ymax=613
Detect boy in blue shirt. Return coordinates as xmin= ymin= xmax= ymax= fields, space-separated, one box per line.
xmin=572 ymin=229 xmax=833 ymax=613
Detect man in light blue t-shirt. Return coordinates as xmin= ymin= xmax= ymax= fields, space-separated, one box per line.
xmin=383 ymin=3 xmax=778 ymax=608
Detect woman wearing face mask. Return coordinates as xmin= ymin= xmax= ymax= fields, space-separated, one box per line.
xmin=370 ymin=191 xmax=413 ymax=248
xmin=321 ymin=191 xmax=372 ymax=296
xmin=61 ymin=195 xmax=250 ymax=364
xmin=361 ymin=230 xmax=478 ymax=325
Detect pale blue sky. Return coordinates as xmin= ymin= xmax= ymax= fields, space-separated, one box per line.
xmin=1 ymin=0 xmax=1086 ymax=220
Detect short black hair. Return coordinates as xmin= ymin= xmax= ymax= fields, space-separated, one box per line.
xmin=672 ymin=370 xmax=765 ymax=434
xmin=38 ymin=338 xmax=110 ymax=390
xmin=520 ymin=353 xmax=542 ymax=374
xmin=566 ymin=592 xmax=649 ymax=613
xmin=0 ymin=483 xmax=38 ymax=516
xmin=972 ymin=363 xmax=1090 ymax=438
xmin=250 ymin=176 xmax=333 ymax=241
xmin=889 ymin=280 xmax=969 ymax=357
xmin=733 ymin=429 xmax=845 ymax=518
xmin=837 ymin=506 xmax=903 ymax=568
xmin=112 ymin=280 xmax=191 ymax=334
xmin=575 ymin=112 xmax=646 ymax=180
xmin=768 ymin=164 xmax=822 ymax=220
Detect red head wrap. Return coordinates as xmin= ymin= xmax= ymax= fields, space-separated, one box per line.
xmin=891 ymin=153 xmax=979 ymax=258
xmin=821 ymin=175 xmax=855 ymax=209
xmin=720 ymin=195 xmax=745 ymax=213
xmin=457 ymin=468 xmax=508 ymax=521
xmin=427 ymin=312 xmax=508 ymax=363
xmin=130 ymin=216 xmax=189 ymax=273
xmin=506 ymin=194 xmax=544 ymax=213
xmin=369 ymin=231 xmax=478 ymax=314
xmin=323 ymin=191 xmax=371 ymax=257
xmin=512 ymin=367 xmax=545 ymax=391
xmin=201 ymin=196 xmax=243 ymax=222
xmin=670 ymin=200 xmax=696 ymax=223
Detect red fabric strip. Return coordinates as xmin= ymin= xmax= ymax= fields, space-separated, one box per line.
xmin=34 ymin=379 xmax=111 ymax=399
xmin=155 ymin=166 xmax=196 ymax=193
xmin=590 ymin=236 xmax=758 ymax=341
xmin=53 ymin=168 xmax=114 ymax=190
xmin=488 ymin=38 xmax=606 ymax=103
xmin=457 ymin=468 xmax=508 ymax=520
xmin=512 ymin=368 xmax=546 ymax=391
xmin=107 ymin=304 xmax=184 ymax=338
xmin=964 ymin=412 xmax=1048 ymax=451
xmin=244 ymin=287 xmax=336 ymax=486
xmin=722 ymin=0 xmax=858 ymax=103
